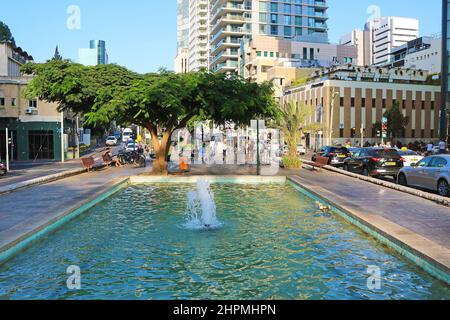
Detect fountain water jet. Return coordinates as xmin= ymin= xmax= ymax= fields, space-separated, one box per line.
xmin=184 ymin=180 xmax=222 ymax=230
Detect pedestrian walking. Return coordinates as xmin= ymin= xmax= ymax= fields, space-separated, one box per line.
xmin=439 ymin=140 xmax=447 ymax=154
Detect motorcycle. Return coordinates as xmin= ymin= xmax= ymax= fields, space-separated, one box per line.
xmin=118 ymin=150 xmax=146 ymax=168
xmin=0 ymin=161 xmax=7 ymax=176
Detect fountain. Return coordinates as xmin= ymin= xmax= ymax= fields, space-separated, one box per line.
xmin=184 ymin=180 xmax=222 ymax=230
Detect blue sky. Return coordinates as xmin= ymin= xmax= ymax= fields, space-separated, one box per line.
xmin=0 ymin=0 xmax=441 ymax=73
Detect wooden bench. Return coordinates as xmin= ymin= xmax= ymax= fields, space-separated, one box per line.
xmin=81 ymin=156 xmax=95 ymax=172
xmin=312 ymin=156 xmax=329 ymax=171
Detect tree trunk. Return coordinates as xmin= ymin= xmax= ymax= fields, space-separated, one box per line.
xmin=149 ymin=127 xmax=172 ymax=175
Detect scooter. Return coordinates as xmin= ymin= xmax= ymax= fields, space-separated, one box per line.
xmin=0 ymin=161 xmax=7 ymax=176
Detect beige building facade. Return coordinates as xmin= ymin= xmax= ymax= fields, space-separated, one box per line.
xmin=0 ymin=77 xmax=67 ymax=161
xmin=281 ymin=65 xmax=441 ymax=147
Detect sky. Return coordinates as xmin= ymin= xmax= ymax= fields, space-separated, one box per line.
xmin=0 ymin=0 xmax=442 ymax=74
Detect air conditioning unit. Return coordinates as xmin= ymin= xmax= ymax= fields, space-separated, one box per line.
xmin=26 ymin=108 xmax=36 ymax=115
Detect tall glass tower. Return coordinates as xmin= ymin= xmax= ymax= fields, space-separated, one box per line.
xmin=78 ymin=40 xmax=108 ymax=66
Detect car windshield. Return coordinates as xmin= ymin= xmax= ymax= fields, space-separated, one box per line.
xmin=398 ymin=150 xmax=418 ymax=156
xmin=371 ymin=149 xmax=400 ymax=157
xmin=330 ymin=147 xmax=348 ymax=153
xmin=107 ymin=137 xmax=116 ymax=140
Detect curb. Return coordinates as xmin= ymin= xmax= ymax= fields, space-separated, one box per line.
xmin=0 ymin=168 xmax=87 ymax=195
xmin=302 ymin=160 xmax=450 ymax=207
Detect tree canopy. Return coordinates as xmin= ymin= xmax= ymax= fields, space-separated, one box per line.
xmin=21 ymin=60 xmax=279 ymax=173
xmin=0 ymin=21 xmax=15 ymax=44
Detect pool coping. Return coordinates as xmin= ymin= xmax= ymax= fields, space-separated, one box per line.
xmin=288 ymin=175 xmax=450 ymax=286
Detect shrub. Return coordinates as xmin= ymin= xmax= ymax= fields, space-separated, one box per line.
xmin=282 ymin=156 xmax=303 ymax=169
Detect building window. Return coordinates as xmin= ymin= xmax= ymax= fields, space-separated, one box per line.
xmin=412 ymin=101 xmax=416 ymax=110
xmin=431 ymin=101 xmax=435 ymax=110
xmin=402 ymin=100 xmax=406 ymax=109
xmin=351 ymin=98 xmax=355 ymax=107
xmin=372 ymin=98 xmax=376 ymax=107
xmin=362 ymin=98 xmax=366 ymax=108
xmin=29 ymin=100 xmax=38 ymax=108
xmin=11 ymin=98 xmax=16 ymax=106
xmin=421 ymin=101 xmax=425 ymax=110
xmin=339 ymin=128 xmax=344 ymax=138
xmin=257 ymin=51 xmax=262 ymax=57
xmin=421 ymin=130 xmax=425 ymax=139
xmin=411 ymin=129 xmax=415 ymax=137
xmin=0 ymin=97 xmax=4 ymax=106
xmin=431 ymin=130 xmax=435 ymax=138
xmin=382 ymin=99 xmax=386 ymax=109
xmin=284 ymin=26 xmax=292 ymax=37
xmin=340 ymin=97 xmax=344 ymax=107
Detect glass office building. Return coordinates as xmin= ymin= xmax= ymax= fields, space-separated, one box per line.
xmin=78 ymin=40 xmax=108 ymax=66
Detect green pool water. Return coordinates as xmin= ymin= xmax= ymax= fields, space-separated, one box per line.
xmin=0 ymin=183 xmax=449 ymax=300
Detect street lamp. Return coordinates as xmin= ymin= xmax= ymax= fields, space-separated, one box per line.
xmin=329 ymin=88 xmax=339 ymax=146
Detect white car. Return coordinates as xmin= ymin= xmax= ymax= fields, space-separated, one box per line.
xmin=126 ymin=142 xmax=137 ymax=152
xmin=105 ymin=136 xmax=118 ymax=146
xmin=398 ymin=150 xmax=423 ymax=167
xmin=297 ymin=144 xmax=307 ymax=155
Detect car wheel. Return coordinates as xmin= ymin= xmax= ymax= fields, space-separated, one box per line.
xmin=437 ymin=180 xmax=450 ymax=197
xmin=344 ymin=164 xmax=350 ymax=172
xmin=398 ymin=174 xmax=408 ymax=186
xmin=362 ymin=167 xmax=369 ymax=177
xmin=0 ymin=170 xmax=5 ymax=176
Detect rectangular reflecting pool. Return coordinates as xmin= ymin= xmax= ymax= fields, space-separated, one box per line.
xmin=0 ymin=182 xmax=449 ymax=300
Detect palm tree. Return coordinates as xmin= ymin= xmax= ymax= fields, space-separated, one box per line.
xmin=278 ymin=100 xmax=315 ymax=168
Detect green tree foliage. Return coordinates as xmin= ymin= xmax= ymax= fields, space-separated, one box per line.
xmin=22 ymin=61 xmax=279 ymax=173
xmin=0 ymin=21 xmax=15 ymax=44
xmin=278 ymin=100 xmax=314 ymax=168
xmin=373 ymin=102 xmax=409 ymax=140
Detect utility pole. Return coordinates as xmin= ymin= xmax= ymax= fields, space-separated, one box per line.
xmin=76 ymin=117 xmax=80 ymax=159
xmin=61 ymin=112 xmax=65 ymax=163
xmin=11 ymin=130 xmax=14 ymax=161
xmin=441 ymin=0 xmax=449 ymax=143
xmin=5 ymin=128 xmax=9 ymax=172
xmin=329 ymin=88 xmax=339 ymax=146
xmin=257 ymin=120 xmax=261 ymax=176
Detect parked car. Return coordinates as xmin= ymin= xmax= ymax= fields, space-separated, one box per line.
xmin=398 ymin=150 xmax=424 ymax=167
xmin=0 ymin=161 xmax=7 ymax=176
xmin=312 ymin=146 xmax=351 ymax=167
xmin=105 ymin=136 xmax=118 ymax=147
xmin=126 ymin=142 xmax=137 ymax=152
xmin=297 ymin=144 xmax=306 ymax=155
xmin=397 ymin=155 xmax=450 ymax=197
xmin=343 ymin=148 xmax=404 ymax=178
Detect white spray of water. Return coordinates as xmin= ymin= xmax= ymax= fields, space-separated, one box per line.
xmin=184 ymin=180 xmax=222 ymax=230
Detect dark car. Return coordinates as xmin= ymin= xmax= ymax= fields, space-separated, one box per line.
xmin=343 ymin=148 xmax=404 ymax=178
xmin=312 ymin=146 xmax=351 ymax=167
xmin=0 ymin=161 xmax=7 ymax=176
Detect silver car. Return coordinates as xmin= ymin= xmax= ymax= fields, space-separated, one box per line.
xmin=397 ymin=155 xmax=450 ymax=197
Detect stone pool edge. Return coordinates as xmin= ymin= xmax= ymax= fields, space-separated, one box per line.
xmin=287 ymin=175 xmax=450 ymax=286
xmin=0 ymin=177 xmax=131 ymax=265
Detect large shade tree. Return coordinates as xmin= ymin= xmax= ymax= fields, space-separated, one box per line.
xmin=22 ymin=61 xmax=279 ymax=173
